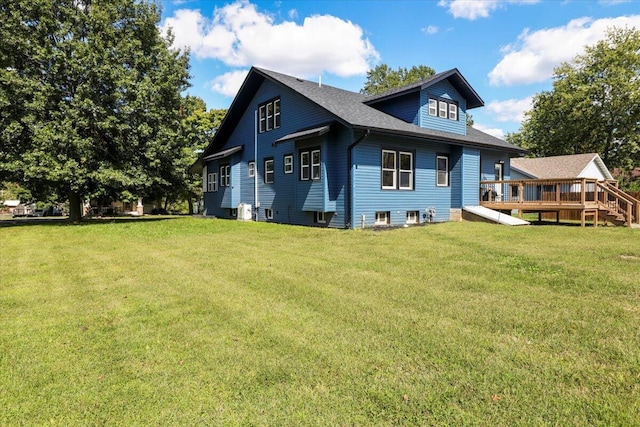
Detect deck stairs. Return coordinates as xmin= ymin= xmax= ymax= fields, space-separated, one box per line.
xmin=596 ymin=181 xmax=640 ymax=227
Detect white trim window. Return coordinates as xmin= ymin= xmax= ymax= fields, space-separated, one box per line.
xmin=220 ymin=165 xmax=230 ymax=187
xmin=300 ymin=148 xmax=321 ymax=181
xmin=259 ymin=98 xmax=281 ymax=133
xmin=300 ymin=151 xmax=310 ymax=180
xmin=429 ymin=99 xmax=437 ymax=116
xmin=284 ymin=154 xmax=293 ymax=174
xmin=314 ymin=211 xmax=326 ymax=224
xmin=264 ymin=158 xmax=274 ymax=184
xmin=429 ymin=97 xmax=459 ymax=122
xmin=399 ymin=151 xmax=413 ymax=190
xmin=375 ymin=211 xmax=390 ymax=226
xmin=207 ymin=172 xmax=218 ymax=192
xmin=311 ymin=150 xmax=321 ymax=180
xmin=265 ymin=208 xmax=273 ymax=220
xmin=248 ymin=161 xmax=255 ymax=178
xmin=406 ymin=210 xmax=419 ymax=224
xmin=449 ymin=103 xmax=458 ymax=121
xmin=439 ymin=100 xmax=447 ymax=118
xmin=437 ymin=155 xmax=449 ymax=187
xmin=382 ymin=150 xmax=397 ymax=189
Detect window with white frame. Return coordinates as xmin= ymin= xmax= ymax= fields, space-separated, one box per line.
xmin=375 ymin=211 xmax=390 ymax=225
xmin=449 ymin=103 xmax=458 ymax=121
xmin=314 ymin=211 xmax=326 ymax=224
xmin=406 ymin=210 xmax=419 ymax=224
xmin=382 ymin=149 xmax=414 ymax=190
xmin=230 ymin=208 xmax=237 ymax=217
xmin=382 ymin=150 xmax=396 ymax=189
xmin=265 ymin=208 xmax=273 ymax=220
xmin=436 ymin=155 xmax=449 ymax=187
xmin=248 ymin=161 xmax=255 ymax=177
xmin=311 ymin=150 xmax=321 ymax=180
xmin=284 ymin=154 xmax=293 ymax=174
xmin=300 ymin=151 xmax=310 ymax=180
xmin=429 ymin=99 xmax=437 ymax=116
xmin=429 ymin=97 xmax=459 ymax=122
xmin=300 ymin=148 xmax=320 ymax=181
xmin=220 ymin=165 xmax=230 ymax=187
xmin=264 ymin=158 xmax=274 ymax=184
xmin=207 ymin=172 xmax=218 ymax=192
xmin=259 ymin=98 xmax=281 ymax=133
xmin=399 ymin=151 xmax=413 ymax=190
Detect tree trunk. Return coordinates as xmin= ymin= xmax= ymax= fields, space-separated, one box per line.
xmin=68 ymin=191 xmax=82 ymax=222
xmin=187 ymin=198 xmax=194 ymax=215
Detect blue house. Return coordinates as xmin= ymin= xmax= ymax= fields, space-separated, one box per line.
xmin=192 ymin=67 xmax=526 ymax=228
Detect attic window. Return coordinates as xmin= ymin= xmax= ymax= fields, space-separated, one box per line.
xmin=259 ymin=98 xmax=280 ymax=133
xmin=429 ymin=98 xmax=458 ymax=122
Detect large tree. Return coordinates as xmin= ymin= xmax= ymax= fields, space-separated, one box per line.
xmin=172 ymin=96 xmax=226 ymax=214
xmin=0 ymin=0 xmax=190 ymax=221
xmin=361 ymin=64 xmax=436 ymax=96
xmin=507 ymin=27 xmax=640 ymax=171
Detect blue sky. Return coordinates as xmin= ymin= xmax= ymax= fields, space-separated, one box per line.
xmin=159 ymin=0 xmax=639 ymax=138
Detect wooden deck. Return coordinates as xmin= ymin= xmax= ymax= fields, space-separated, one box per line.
xmin=479 ymin=178 xmax=640 ymax=227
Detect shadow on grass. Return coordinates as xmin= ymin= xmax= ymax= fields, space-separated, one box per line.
xmin=0 ymin=215 xmax=185 ymax=228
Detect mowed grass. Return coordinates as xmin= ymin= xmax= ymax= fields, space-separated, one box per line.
xmin=1 ymin=217 xmax=639 ymax=426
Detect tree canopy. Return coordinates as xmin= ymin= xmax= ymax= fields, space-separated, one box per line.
xmin=0 ymin=0 xmax=191 ymax=220
xmin=361 ymin=64 xmax=436 ymax=95
xmin=506 ymin=27 xmax=640 ymax=172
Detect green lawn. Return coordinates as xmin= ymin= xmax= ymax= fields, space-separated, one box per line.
xmin=1 ymin=217 xmax=639 ymax=426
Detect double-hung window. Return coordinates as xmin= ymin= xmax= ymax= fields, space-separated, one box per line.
xmin=264 ymin=158 xmax=274 ymax=184
xmin=259 ymin=98 xmax=281 ymax=133
xmin=284 ymin=154 xmax=293 ymax=174
xmin=382 ymin=150 xmax=397 ymax=189
xmin=220 ymin=165 xmax=230 ymax=187
xmin=382 ymin=149 xmax=413 ymax=190
xmin=207 ymin=172 xmax=218 ymax=192
xmin=248 ymin=161 xmax=255 ymax=177
xmin=300 ymin=148 xmax=320 ymax=181
xmin=429 ymin=97 xmax=459 ymax=122
xmin=436 ymin=155 xmax=449 ymax=187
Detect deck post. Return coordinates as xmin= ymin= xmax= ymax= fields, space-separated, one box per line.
xmin=581 ymin=209 xmax=586 ymax=227
xmin=581 ymin=178 xmax=586 ymax=205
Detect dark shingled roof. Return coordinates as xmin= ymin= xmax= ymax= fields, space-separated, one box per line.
xmin=254 ymin=67 xmax=524 ymax=153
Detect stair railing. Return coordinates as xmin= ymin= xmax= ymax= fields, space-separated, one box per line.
xmin=596 ymin=181 xmax=640 ymax=226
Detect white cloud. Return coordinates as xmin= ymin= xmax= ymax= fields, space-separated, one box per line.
xmin=160 ymin=0 xmax=380 ymax=85
xmin=205 ymin=69 xmax=250 ymax=98
xmin=288 ymin=9 xmax=298 ymax=19
xmin=438 ymin=0 xmax=539 ymax=20
xmin=473 ymin=124 xmax=505 ymax=139
xmin=422 ymin=25 xmax=439 ymax=35
xmin=486 ymin=96 xmax=534 ymax=123
xmin=489 ymin=15 xmax=640 ymax=86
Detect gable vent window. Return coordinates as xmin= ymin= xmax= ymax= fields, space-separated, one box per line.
xmin=259 ymin=98 xmax=281 ymax=133
xmin=429 ymin=98 xmax=459 ymax=122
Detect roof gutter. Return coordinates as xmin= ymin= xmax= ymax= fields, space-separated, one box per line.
xmin=346 ymin=129 xmax=370 ymax=229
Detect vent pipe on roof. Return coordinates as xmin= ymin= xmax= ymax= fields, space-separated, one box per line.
xmin=319 ymin=75 xmax=322 ymax=88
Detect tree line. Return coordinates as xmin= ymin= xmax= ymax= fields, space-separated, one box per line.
xmin=2 ymin=1 xmax=638 ymax=220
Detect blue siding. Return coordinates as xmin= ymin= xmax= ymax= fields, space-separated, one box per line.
xmin=419 ymin=80 xmax=467 ymax=135
xmin=352 ymin=136 xmax=453 ymax=227
xmin=480 ymin=150 xmax=511 ymax=181
xmin=372 ymin=93 xmax=420 ymax=125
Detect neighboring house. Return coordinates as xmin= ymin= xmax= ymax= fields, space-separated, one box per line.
xmin=511 ymin=153 xmax=613 ymax=181
xmin=191 ymin=66 xmax=526 ymax=228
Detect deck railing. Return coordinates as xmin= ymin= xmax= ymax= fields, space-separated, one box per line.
xmin=480 ymin=178 xmax=639 ymax=226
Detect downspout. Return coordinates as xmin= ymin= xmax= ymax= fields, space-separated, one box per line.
xmin=254 ymin=109 xmax=259 ymax=221
xmin=346 ymin=129 xmax=370 ymax=228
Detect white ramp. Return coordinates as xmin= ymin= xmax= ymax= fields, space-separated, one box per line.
xmin=463 ymin=206 xmax=530 ymax=226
